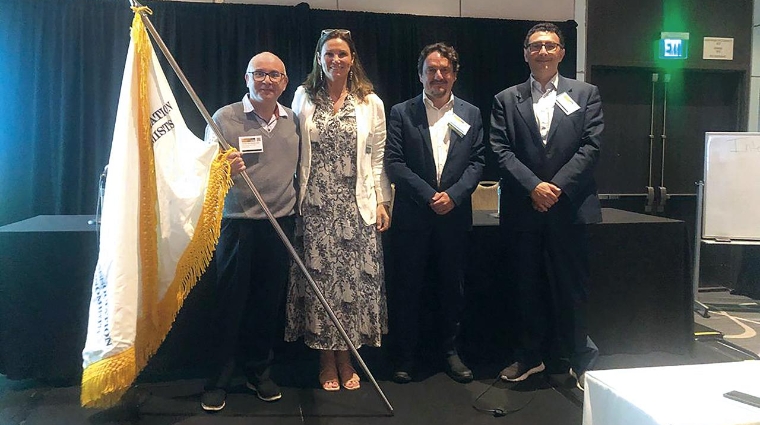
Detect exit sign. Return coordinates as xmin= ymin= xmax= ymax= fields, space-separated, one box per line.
xmin=659 ymin=32 xmax=689 ymax=60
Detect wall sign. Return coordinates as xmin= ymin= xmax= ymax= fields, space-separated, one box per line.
xmin=703 ymin=37 xmax=734 ymax=60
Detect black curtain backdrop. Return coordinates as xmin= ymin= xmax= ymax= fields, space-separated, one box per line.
xmin=0 ymin=0 xmax=576 ymax=226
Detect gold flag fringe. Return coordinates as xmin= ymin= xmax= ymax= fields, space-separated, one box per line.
xmin=80 ymin=7 xmax=233 ymax=408
xmin=133 ymin=2 xmax=160 ymax=370
xmin=80 ymin=347 xmax=137 ymax=408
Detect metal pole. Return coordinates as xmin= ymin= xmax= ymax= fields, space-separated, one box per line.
xmin=648 ymin=73 xmax=657 ymax=189
xmin=646 ymin=73 xmax=658 ymax=213
xmin=660 ymin=74 xmax=669 ymax=188
xmin=693 ymin=181 xmax=709 ymax=318
xmin=130 ymin=2 xmax=393 ymax=414
xmin=657 ymin=74 xmax=671 ymax=213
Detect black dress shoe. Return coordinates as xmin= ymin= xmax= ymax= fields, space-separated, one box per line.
xmin=445 ymin=354 xmax=473 ymax=383
xmin=392 ymin=370 xmax=412 ymax=384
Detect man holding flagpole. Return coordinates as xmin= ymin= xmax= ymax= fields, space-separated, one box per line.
xmin=201 ymin=52 xmax=300 ymax=412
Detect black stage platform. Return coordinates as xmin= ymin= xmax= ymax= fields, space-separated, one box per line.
xmin=2 ymin=342 xmax=753 ymax=425
xmin=0 ymin=209 xmax=692 ymax=384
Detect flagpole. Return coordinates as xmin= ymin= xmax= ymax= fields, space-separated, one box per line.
xmin=129 ymin=2 xmax=393 ymax=415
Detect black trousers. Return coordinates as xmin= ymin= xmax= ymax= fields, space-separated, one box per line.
xmin=504 ymin=218 xmax=598 ymax=372
xmin=387 ymin=218 xmax=467 ymax=368
xmin=206 ymin=216 xmax=295 ymax=389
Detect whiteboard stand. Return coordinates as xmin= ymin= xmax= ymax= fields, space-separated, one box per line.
xmin=693 ymin=181 xmax=710 ymax=318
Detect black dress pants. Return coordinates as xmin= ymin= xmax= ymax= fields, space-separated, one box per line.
xmin=388 ymin=217 xmax=467 ymax=368
xmin=504 ymin=217 xmax=598 ymax=372
xmin=206 ymin=216 xmax=295 ymax=389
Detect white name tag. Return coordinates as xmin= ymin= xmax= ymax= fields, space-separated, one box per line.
xmin=556 ymin=92 xmax=580 ymax=115
xmin=448 ymin=113 xmax=470 ymax=137
xmin=239 ymin=135 xmax=263 ymax=154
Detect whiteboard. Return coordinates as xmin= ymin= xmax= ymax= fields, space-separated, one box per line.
xmin=703 ymin=132 xmax=760 ymax=241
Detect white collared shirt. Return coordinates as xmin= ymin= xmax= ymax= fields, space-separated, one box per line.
xmin=530 ymin=73 xmax=559 ymax=146
xmin=423 ymin=92 xmax=455 ymax=186
xmin=242 ymin=94 xmax=287 ymax=133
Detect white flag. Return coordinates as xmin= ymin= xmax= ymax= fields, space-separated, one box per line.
xmin=81 ymin=10 xmax=232 ymax=408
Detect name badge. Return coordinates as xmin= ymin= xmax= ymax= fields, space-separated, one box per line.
xmin=448 ymin=113 xmax=470 ymax=137
xmin=556 ymin=92 xmax=580 ymax=115
xmin=239 ymin=135 xmax=263 ymax=154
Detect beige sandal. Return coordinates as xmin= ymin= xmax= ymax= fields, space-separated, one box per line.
xmin=319 ymin=350 xmax=340 ymax=391
xmin=336 ymin=350 xmax=360 ymax=390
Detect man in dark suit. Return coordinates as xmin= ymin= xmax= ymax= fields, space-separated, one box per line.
xmin=489 ymin=23 xmax=603 ymax=391
xmin=385 ymin=42 xmax=485 ymax=384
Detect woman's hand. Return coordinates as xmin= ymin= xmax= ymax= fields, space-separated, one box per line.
xmin=376 ymin=203 xmax=391 ymax=232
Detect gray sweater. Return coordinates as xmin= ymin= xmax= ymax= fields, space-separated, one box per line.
xmin=209 ymin=101 xmax=300 ymax=220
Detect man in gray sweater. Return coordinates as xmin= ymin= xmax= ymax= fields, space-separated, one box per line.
xmin=201 ymin=52 xmax=300 ymax=412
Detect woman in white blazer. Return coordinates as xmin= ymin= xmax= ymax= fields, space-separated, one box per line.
xmin=284 ymin=29 xmax=392 ymax=392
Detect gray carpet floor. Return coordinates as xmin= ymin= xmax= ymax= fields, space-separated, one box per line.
xmin=696 ymin=289 xmax=760 ymax=356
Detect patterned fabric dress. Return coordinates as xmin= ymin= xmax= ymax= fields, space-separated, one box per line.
xmin=285 ymin=91 xmax=388 ymax=350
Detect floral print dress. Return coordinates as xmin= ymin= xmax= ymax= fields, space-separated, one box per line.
xmin=285 ymin=91 xmax=387 ymax=350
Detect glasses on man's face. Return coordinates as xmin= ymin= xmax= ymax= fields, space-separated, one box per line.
xmin=321 ymin=28 xmax=352 ymax=38
xmin=248 ymin=70 xmax=286 ymax=83
xmin=525 ymin=41 xmax=562 ymax=53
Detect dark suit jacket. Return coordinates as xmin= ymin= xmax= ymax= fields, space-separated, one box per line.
xmin=490 ymin=76 xmax=603 ymax=231
xmin=385 ymin=94 xmax=485 ymax=231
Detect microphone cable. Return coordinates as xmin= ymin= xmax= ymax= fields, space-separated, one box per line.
xmin=471 ymin=374 xmax=538 ymax=417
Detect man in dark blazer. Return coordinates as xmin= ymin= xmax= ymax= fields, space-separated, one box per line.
xmin=489 ymin=23 xmax=603 ymax=391
xmin=385 ymin=42 xmax=485 ymax=384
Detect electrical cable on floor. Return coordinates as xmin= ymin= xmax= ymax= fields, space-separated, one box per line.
xmin=471 ymin=374 xmax=537 ymax=417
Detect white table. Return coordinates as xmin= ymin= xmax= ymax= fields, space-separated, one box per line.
xmin=583 ymin=361 xmax=760 ymax=425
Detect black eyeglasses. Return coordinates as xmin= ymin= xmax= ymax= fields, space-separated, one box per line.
xmin=525 ymin=41 xmax=562 ymax=53
xmin=247 ymin=70 xmax=286 ymax=83
xmin=321 ymin=28 xmax=352 ymax=38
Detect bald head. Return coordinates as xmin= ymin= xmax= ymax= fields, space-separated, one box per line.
xmin=247 ymin=52 xmax=286 ymax=75
xmin=244 ymin=51 xmax=288 ymax=108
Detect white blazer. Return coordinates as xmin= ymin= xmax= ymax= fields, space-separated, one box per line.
xmin=292 ymin=86 xmax=392 ymax=225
